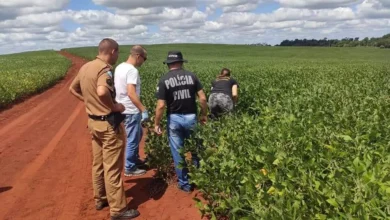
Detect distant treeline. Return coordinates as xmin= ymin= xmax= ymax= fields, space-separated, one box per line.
xmin=277 ymin=33 xmax=390 ymax=48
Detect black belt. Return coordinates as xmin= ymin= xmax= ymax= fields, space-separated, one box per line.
xmin=88 ymin=114 xmax=109 ymax=121
xmin=88 ymin=113 xmax=125 ymax=132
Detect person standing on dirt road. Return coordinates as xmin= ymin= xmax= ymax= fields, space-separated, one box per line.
xmin=69 ymin=38 xmax=140 ymax=220
xmin=114 ymin=45 xmax=149 ymax=177
xmin=153 ymin=51 xmax=208 ymax=193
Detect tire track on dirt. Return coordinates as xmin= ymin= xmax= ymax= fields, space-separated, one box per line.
xmin=0 ymin=52 xmax=85 ymax=188
xmin=0 ymin=81 xmax=78 ymax=149
xmin=0 ymin=102 xmax=83 ymax=219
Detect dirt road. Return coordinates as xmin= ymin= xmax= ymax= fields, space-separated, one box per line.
xmin=0 ymin=51 xmax=203 ymax=220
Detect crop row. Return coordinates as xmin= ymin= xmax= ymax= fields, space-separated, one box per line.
xmin=0 ymin=50 xmax=70 ymax=109
xmin=65 ymin=45 xmax=390 ymax=219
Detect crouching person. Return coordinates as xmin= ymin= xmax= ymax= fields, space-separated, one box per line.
xmin=208 ymin=68 xmax=239 ymax=118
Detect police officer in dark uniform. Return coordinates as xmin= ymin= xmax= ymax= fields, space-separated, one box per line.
xmin=153 ymin=51 xmax=208 ymax=192
xmin=69 ymin=38 xmax=140 ymax=220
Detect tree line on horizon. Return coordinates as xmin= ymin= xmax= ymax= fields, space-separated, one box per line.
xmin=275 ymin=33 xmax=390 ymax=48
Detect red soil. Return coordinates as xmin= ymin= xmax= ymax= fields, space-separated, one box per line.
xmin=0 ymin=51 xmax=204 ymax=220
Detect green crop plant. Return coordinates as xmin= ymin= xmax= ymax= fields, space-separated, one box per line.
xmin=65 ymin=45 xmax=390 ymax=219
xmin=0 ymin=50 xmax=70 ymax=109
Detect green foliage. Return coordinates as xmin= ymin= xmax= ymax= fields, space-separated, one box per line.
xmin=278 ymin=33 xmax=390 ymax=48
xmin=0 ymin=50 xmax=71 ymax=108
xmin=188 ymin=65 xmax=390 ymax=219
xmin=64 ymin=44 xmax=390 ymax=219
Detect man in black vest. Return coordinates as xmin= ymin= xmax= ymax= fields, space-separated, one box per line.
xmin=154 ymin=51 xmax=208 ymax=192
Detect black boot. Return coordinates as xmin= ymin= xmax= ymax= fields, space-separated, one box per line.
xmin=111 ymin=209 xmax=140 ymax=220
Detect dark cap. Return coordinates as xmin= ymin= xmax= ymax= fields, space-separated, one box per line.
xmin=163 ymin=51 xmax=188 ymax=64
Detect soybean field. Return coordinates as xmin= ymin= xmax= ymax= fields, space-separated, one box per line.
xmin=65 ymin=44 xmax=390 ymax=219
xmin=0 ymin=50 xmax=71 ymax=109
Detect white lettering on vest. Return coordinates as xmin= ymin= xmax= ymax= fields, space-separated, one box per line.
xmin=165 ymin=75 xmax=194 ymax=89
xmin=173 ymin=89 xmax=192 ymax=100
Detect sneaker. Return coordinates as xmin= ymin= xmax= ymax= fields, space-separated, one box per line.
xmin=135 ymin=159 xmax=146 ymax=166
xmin=95 ymin=200 xmax=108 ymax=210
xmin=124 ymin=168 xmax=146 ymax=177
xmin=177 ymin=184 xmax=193 ymax=193
xmin=110 ymin=209 xmax=140 ymax=220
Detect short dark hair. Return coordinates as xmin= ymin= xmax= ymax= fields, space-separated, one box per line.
xmin=220 ymin=68 xmax=231 ymax=77
xmin=98 ymin=38 xmax=118 ymax=54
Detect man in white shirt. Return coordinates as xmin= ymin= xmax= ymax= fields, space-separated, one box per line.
xmin=114 ymin=45 xmax=149 ymax=176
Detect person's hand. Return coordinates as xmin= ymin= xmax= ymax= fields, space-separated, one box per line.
xmin=199 ymin=115 xmax=207 ymax=125
xmin=114 ymin=103 xmax=125 ymax=112
xmin=141 ymin=110 xmax=149 ymax=122
xmin=154 ymin=125 xmax=162 ymax=135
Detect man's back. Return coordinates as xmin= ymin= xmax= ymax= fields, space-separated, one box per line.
xmin=156 ymin=68 xmax=203 ymax=115
xmin=153 ymin=51 xmax=208 ymax=193
xmin=78 ymin=58 xmax=113 ymax=116
xmin=114 ymin=62 xmax=141 ymax=114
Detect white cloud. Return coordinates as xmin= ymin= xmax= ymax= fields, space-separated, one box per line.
xmin=271 ymin=7 xmax=356 ymax=21
xmin=94 ymin=0 xmax=264 ymax=14
xmin=277 ymin=0 xmax=360 ymax=9
xmin=0 ymin=0 xmax=389 ymax=54
xmin=116 ymin=7 xmax=163 ymax=16
xmin=0 ymin=9 xmax=148 ymax=51
xmin=216 ymin=0 xmax=258 ymax=5
xmin=0 ymin=0 xmax=69 ymax=21
xmin=357 ymin=0 xmax=390 ymax=18
xmin=103 ymin=6 xmax=208 ymax=30
xmin=222 ymin=3 xmax=259 ymax=12
xmin=160 ymin=10 xmax=207 ymax=29
xmin=203 ymin=21 xmax=225 ymax=31
xmin=1 ymin=33 xmax=47 ymax=42
xmin=66 ymin=26 xmax=148 ymax=42
xmin=0 ymin=11 xmax=68 ymax=30
xmin=218 ymin=7 xmax=356 ymax=28
xmin=244 ymin=20 xmax=326 ymax=31
xmin=68 ymin=10 xmax=140 ymax=29
xmin=381 ymin=0 xmax=390 ymax=7
xmin=303 ymin=21 xmax=327 ymax=28
xmin=92 ymin=0 xmax=196 ymax=9
xmin=205 ymin=4 xmax=218 ymax=15
xmin=211 ymin=0 xmax=265 ymax=12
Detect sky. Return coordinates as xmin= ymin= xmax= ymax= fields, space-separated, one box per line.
xmin=0 ymin=0 xmax=389 ymax=54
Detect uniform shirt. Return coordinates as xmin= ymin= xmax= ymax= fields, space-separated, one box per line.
xmin=210 ymin=77 xmax=239 ymax=99
xmin=156 ymin=68 xmax=203 ymax=115
xmin=69 ymin=57 xmax=115 ymax=116
xmin=114 ymin=62 xmax=141 ymax=114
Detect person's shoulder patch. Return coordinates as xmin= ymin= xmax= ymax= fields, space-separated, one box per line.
xmin=106 ymin=69 xmax=114 ymax=86
xmin=106 ymin=70 xmax=113 ymax=78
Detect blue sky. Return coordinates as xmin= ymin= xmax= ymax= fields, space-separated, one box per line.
xmin=67 ymin=0 xmax=105 ymax=11
xmin=0 ymin=0 xmax=389 ymax=54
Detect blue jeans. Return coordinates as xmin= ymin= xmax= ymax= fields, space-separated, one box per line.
xmin=167 ymin=114 xmax=200 ymax=190
xmin=123 ymin=113 xmax=143 ymax=172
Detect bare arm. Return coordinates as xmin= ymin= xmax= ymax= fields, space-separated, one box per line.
xmin=97 ymin=86 xmax=123 ymax=112
xmin=197 ymin=89 xmax=208 ymax=117
xmin=154 ymin=99 xmax=165 ymax=135
xmin=127 ymin=84 xmax=146 ymax=112
xmin=69 ymin=87 xmax=84 ymax=101
xmin=69 ymin=74 xmax=84 ymax=101
xmin=154 ymin=100 xmax=165 ymax=127
xmin=232 ymin=85 xmax=238 ymax=104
